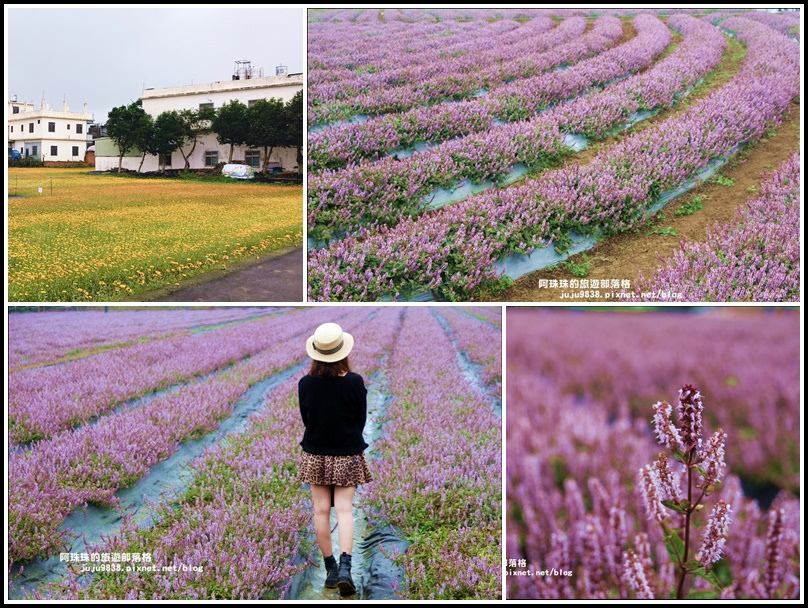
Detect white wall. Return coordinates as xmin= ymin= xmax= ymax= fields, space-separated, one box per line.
xmin=7 ymin=101 xmax=92 ymax=161
xmin=101 ymin=74 xmax=303 ymax=172
xmin=96 ymin=136 xmax=298 ymax=173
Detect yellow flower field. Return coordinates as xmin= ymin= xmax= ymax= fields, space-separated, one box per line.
xmin=8 ymin=168 xmax=302 ymax=301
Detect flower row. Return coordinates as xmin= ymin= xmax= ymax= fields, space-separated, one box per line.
xmin=8 ymin=307 xmax=272 ymax=370
xmin=634 ymin=151 xmax=799 ymax=301
xmin=362 ymin=307 xmax=502 ymax=599
xmin=433 ymin=307 xmax=502 ymax=396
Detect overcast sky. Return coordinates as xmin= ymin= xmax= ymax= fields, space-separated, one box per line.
xmin=5 ymin=4 xmax=305 ymax=124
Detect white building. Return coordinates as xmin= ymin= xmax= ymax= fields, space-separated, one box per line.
xmin=7 ymin=98 xmax=93 ymax=162
xmin=95 ymin=63 xmax=303 ymax=173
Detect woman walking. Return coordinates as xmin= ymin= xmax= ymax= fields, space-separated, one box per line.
xmin=297 ymin=322 xmax=373 ymax=596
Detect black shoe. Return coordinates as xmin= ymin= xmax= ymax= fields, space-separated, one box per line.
xmin=338 ymin=552 xmax=356 ymax=596
xmin=324 ymin=554 xmax=338 ymax=588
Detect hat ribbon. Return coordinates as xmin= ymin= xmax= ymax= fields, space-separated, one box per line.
xmin=314 ymin=340 xmax=344 ymax=355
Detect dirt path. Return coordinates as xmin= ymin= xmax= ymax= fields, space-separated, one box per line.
xmin=131 ymin=246 xmax=303 ymax=303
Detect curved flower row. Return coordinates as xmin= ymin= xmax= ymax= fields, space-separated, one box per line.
xmin=307 ymin=15 xmax=724 ymax=241
xmin=362 ymin=307 xmax=502 ymax=599
xmin=506 ymin=309 xmax=800 ymax=599
xmin=8 ymin=309 xmax=310 ymax=444
xmin=742 ymin=10 xmax=800 ymax=41
xmin=308 ymin=16 xmax=561 ymax=118
xmin=8 ymin=307 xmax=271 ymax=370
xmin=7 ymin=307 xmax=360 ymax=563
xmin=30 ymin=307 xmax=404 ymax=600
xmin=309 ymin=14 xmax=655 ymax=172
xmin=310 ymin=17 xmax=595 ymax=125
xmin=433 ymin=307 xmax=502 ymax=396
xmin=308 ymin=16 xmax=799 ymax=301
xmin=461 ymin=306 xmax=502 ymax=328
xmin=633 ymin=152 xmax=799 ymax=302
xmin=309 ymin=17 xmax=505 ymax=78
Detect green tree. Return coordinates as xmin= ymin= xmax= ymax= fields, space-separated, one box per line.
xmin=105 ymin=100 xmax=151 ymax=173
xmin=212 ymin=100 xmax=249 ymax=163
xmin=246 ymin=97 xmax=286 ymax=173
xmin=284 ymin=90 xmax=303 ymax=174
xmin=177 ymin=106 xmax=215 ymax=169
xmin=135 ymin=113 xmax=155 ymax=173
xmin=152 ymin=111 xmax=187 ymax=172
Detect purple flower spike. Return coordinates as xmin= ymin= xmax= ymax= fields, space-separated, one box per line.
xmin=698 ymin=428 xmax=727 ymax=488
xmin=652 ymin=400 xmax=683 ymax=451
xmin=695 ymin=501 xmax=732 ymax=566
xmin=677 ymin=384 xmax=703 ymax=452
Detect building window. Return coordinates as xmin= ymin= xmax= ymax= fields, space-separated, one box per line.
xmin=76 ymin=123 xmax=83 ymax=134
xmin=245 ymin=150 xmax=261 ymax=167
xmin=72 ymin=146 xmax=80 ymax=156
xmin=32 ymin=145 xmax=38 ymax=157
xmin=29 ymin=123 xmax=34 ymax=133
xmin=48 ymin=122 xmax=56 ymax=132
xmin=13 ymin=106 xmax=19 ymax=114
xmin=204 ymin=150 xmax=219 ymax=166
xmin=247 ymin=99 xmax=259 ymax=107
xmin=160 ymin=153 xmax=172 ymax=167
xmin=50 ymin=145 xmax=58 ymax=156
xmin=67 ymin=124 xmax=71 ymax=130
xmin=199 ymin=102 xmax=214 ymax=111
xmin=9 ymin=126 xmax=12 ymax=133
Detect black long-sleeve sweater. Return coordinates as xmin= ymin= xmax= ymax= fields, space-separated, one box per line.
xmin=298 ymin=372 xmax=369 ymax=456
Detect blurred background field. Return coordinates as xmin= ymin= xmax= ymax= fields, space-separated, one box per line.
xmin=506 ymin=307 xmax=800 ymax=599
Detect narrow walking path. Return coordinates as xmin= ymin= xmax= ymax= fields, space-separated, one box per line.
xmin=133 ymin=246 xmax=303 ymax=303
xmin=286 ymin=362 xmax=406 ymax=600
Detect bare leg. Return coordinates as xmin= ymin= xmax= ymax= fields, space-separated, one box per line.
xmin=333 ymin=485 xmax=356 ymax=555
xmin=311 ymin=484 xmax=334 ymax=558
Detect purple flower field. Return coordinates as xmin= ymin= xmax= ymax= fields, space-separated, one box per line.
xmin=506 ymin=308 xmax=800 ymax=599
xmin=8 ymin=306 xmax=502 ymax=600
xmin=307 ymin=9 xmax=800 ymax=302
xmin=632 ymin=152 xmax=799 ymax=301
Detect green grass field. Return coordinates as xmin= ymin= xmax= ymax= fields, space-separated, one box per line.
xmin=8 ymin=168 xmax=302 ymax=301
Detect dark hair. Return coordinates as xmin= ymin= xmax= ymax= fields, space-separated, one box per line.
xmin=309 ymin=356 xmax=351 ymax=379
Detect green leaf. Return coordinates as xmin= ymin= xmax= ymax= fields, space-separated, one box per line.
xmin=661 ymin=499 xmax=689 ymax=515
xmin=712 ymin=559 xmax=734 ymax=586
xmin=684 ymin=559 xmax=702 ymax=570
xmin=692 ymin=566 xmax=724 ymax=590
xmin=663 ymin=531 xmax=685 ymax=563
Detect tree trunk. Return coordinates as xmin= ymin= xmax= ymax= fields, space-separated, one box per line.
xmin=228 ymin=143 xmax=234 ymax=163
xmin=138 ymin=153 xmax=147 ymax=173
xmin=118 ymin=153 xmax=124 ymax=173
xmin=263 ymin=146 xmax=274 ymax=173
xmin=180 ymin=145 xmax=192 ymax=170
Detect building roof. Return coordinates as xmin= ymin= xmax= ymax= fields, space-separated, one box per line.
xmin=141 ymin=73 xmax=303 ymax=101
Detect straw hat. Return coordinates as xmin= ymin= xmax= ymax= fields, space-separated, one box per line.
xmin=306 ymin=322 xmax=354 ymax=363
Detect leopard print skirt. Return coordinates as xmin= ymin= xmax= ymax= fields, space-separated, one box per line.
xmin=297 ymin=451 xmax=373 ymax=486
